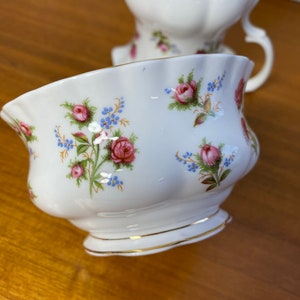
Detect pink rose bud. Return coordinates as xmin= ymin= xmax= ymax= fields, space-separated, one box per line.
xmin=72 ymin=104 xmax=90 ymax=122
xmin=235 ymin=78 xmax=245 ymax=110
xmin=19 ymin=121 xmax=32 ymax=136
xmin=158 ymin=42 xmax=168 ymax=52
xmin=71 ymin=164 xmax=84 ymax=178
xmin=200 ymin=144 xmax=221 ymax=166
xmin=174 ymin=80 xmax=197 ymax=104
xmin=130 ymin=44 xmax=137 ymax=58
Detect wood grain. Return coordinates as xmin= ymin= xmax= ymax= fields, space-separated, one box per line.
xmin=0 ymin=0 xmax=299 ymax=299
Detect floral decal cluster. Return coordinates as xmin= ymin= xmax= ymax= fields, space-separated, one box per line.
xmin=28 ymin=183 xmax=37 ymax=202
xmin=55 ymin=97 xmax=138 ymax=196
xmin=166 ymin=70 xmax=230 ymax=192
xmin=176 ymin=139 xmax=237 ymax=191
xmin=7 ymin=119 xmax=39 ymax=199
xmin=235 ymin=78 xmax=258 ymax=155
xmin=11 ymin=120 xmax=37 ymax=143
xmin=165 ymin=70 xmax=225 ymax=127
xmin=130 ymin=31 xmax=140 ymax=59
xmin=129 ymin=30 xmax=222 ymax=59
xmin=10 ymin=119 xmax=38 ymax=159
xmin=151 ymin=31 xmax=180 ymax=54
xmin=169 ymin=71 xmax=258 ymax=192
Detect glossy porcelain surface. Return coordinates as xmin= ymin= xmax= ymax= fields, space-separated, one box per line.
xmin=112 ymin=0 xmax=274 ymax=92
xmin=1 ymin=54 xmax=259 ymax=256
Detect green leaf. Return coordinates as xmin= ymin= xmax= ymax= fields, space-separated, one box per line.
xmin=220 ymin=169 xmax=231 ymax=182
xmin=201 ymin=177 xmax=216 ymax=185
xmin=73 ymin=133 xmax=89 ymax=143
xmin=178 ymin=75 xmax=185 ymax=84
xmin=195 ymin=153 xmax=213 ymax=173
xmin=218 ymin=143 xmax=225 ymax=150
xmin=168 ymin=102 xmax=177 ymax=110
xmin=194 ymin=113 xmax=207 ymax=127
xmin=115 ymin=162 xmax=134 ymax=170
xmin=76 ymin=178 xmax=81 ymax=187
xmin=112 ymin=128 xmax=122 ymax=138
xmin=129 ymin=133 xmax=138 ymax=144
xmin=86 ymin=157 xmax=94 ymax=164
xmin=77 ymin=144 xmax=89 ymax=155
xmin=211 ymin=160 xmax=221 ymax=174
xmin=83 ymin=98 xmax=97 ymax=116
xmin=60 ymin=101 xmax=74 ymax=110
xmin=152 ymin=31 xmax=161 ymax=38
xmin=196 ymin=79 xmax=203 ymax=93
xmin=168 ymin=101 xmax=191 ymax=111
xmin=93 ymin=174 xmax=101 ymax=180
xmin=93 ymin=180 xmax=104 ymax=190
xmin=206 ymin=183 xmax=217 ymax=192
xmin=187 ymin=71 xmax=194 ymax=83
xmin=101 ymin=152 xmax=111 ymax=162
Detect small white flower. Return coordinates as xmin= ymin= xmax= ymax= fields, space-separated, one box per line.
xmin=94 ymin=131 xmax=109 ymax=145
xmin=100 ymin=171 xmax=112 ymax=184
xmin=88 ymin=122 xmax=101 ymax=133
xmin=88 ymin=122 xmax=119 ymax=145
xmin=110 ymin=136 xmax=119 ymax=141
xmin=94 ymin=134 xmax=119 ymax=145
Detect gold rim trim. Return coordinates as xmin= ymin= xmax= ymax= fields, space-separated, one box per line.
xmin=85 ymin=214 xmax=232 ymax=255
xmin=90 ymin=209 xmax=221 ymax=241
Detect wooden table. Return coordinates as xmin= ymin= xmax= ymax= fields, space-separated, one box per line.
xmin=0 ymin=1 xmax=299 ymax=299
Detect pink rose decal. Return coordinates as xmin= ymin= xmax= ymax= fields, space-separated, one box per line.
xmin=235 ymin=78 xmax=245 ymax=110
xmin=241 ymin=117 xmax=250 ymax=141
xmin=167 ymin=70 xmax=225 ymax=127
xmin=71 ymin=164 xmax=85 ymax=179
xmin=60 ymin=97 xmax=137 ymax=196
xmin=240 ymin=117 xmax=258 ymax=154
xmin=111 ymin=137 xmax=135 ymax=164
xmin=72 ymin=104 xmax=91 ymax=122
xmin=19 ymin=121 xmax=32 ymax=137
xmin=176 ymin=139 xmax=232 ymax=192
xmin=61 ymin=99 xmax=96 ymax=129
xmin=14 ymin=120 xmax=37 ymax=143
xmin=28 ymin=183 xmax=37 ymax=202
xmin=200 ymin=144 xmax=221 ymax=166
xmin=158 ymin=42 xmax=168 ymax=52
xmin=130 ymin=43 xmax=137 ymax=59
xmin=174 ymin=80 xmax=197 ymax=104
xmin=152 ymin=31 xmax=179 ymax=54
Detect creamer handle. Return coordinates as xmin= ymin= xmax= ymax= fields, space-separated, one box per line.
xmin=242 ymin=0 xmax=274 ymax=92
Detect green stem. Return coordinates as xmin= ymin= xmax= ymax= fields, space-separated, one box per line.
xmin=89 ymin=144 xmax=100 ymax=196
xmin=211 ymin=170 xmax=220 ymax=186
xmin=89 ymin=144 xmax=109 ymax=196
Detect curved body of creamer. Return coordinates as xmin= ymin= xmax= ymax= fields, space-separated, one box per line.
xmin=112 ymin=0 xmax=273 ymax=92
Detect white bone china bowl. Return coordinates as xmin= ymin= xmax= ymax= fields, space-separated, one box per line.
xmin=1 ymin=54 xmax=259 ymax=256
